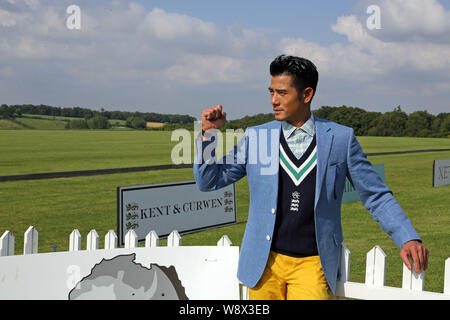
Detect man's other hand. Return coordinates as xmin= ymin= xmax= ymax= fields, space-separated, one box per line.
xmin=400 ymin=240 xmax=429 ymax=273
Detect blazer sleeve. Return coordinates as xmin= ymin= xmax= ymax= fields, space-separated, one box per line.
xmin=193 ymin=130 xmax=248 ymax=191
xmin=345 ymin=128 xmax=421 ymax=248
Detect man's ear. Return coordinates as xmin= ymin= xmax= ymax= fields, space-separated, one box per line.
xmin=303 ymin=87 xmax=314 ymax=104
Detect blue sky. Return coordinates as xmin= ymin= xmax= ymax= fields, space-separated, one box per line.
xmin=135 ymin=0 xmax=356 ymax=42
xmin=1 ymin=0 xmax=449 ymax=119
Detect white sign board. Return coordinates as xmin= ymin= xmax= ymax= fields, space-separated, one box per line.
xmin=433 ymin=159 xmax=450 ymax=187
xmin=0 ymin=246 xmax=240 ymax=300
xmin=117 ymin=181 xmax=236 ymax=245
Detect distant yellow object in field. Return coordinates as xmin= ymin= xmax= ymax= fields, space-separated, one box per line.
xmin=146 ymin=122 xmax=164 ymax=128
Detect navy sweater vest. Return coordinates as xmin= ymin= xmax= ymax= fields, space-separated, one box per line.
xmin=271 ymin=133 xmax=318 ymax=257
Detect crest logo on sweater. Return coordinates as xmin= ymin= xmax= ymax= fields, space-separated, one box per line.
xmin=290 ymin=191 xmax=300 ymax=212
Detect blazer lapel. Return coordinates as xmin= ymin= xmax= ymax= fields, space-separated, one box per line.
xmin=314 ymin=117 xmax=334 ymax=209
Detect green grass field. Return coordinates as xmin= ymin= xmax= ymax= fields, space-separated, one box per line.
xmin=0 ymin=114 xmax=129 ymax=131
xmin=0 ymin=129 xmax=449 ymax=294
xmin=0 ymin=130 xmax=177 ymax=175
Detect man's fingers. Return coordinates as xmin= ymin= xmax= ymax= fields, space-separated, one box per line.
xmin=417 ymin=246 xmax=424 ymax=273
xmin=400 ymin=241 xmax=429 ymax=273
xmin=409 ymin=246 xmax=421 ymax=273
xmin=201 ymin=105 xmax=226 ymax=133
xmin=421 ymin=246 xmax=429 ymax=271
xmin=204 ymin=111 xmax=216 ymax=121
xmin=203 ymin=105 xmax=224 ymax=121
xmin=400 ymin=251 xmax=412 ymax=270
xmin=214 ymin=105 xmax=224 ymax=119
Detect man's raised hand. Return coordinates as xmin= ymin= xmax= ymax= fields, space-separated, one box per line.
xmin=201 ymin=104 xmax=227 ymax=132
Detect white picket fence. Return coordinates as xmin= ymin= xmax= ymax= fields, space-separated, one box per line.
xmin=334 ymin=243 xmax=450 ymax=300
xmin=1 ymin=226 xmax=449 ymax=300
xmin=0 ymin=226 xmax=233 ymax=253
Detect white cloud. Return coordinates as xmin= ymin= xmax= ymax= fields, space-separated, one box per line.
xmin=358 ymin=0 xmax=450 ymax=43
xmin=0 ymin=9 xmax=18 ymax=27
xmin=164 ymin=55 xmax=243 ymax=85
xmin=280 ymin=3 xmax=450 ymax=80
xmin=0 ymin=2 xmax=271 ymax=84
xmin=382 ymin=0 xmax=450 ymax=39
xmin=279 ymin=36 xmax=383 ymax=80
xmin=141 ymin=8 xmax=217 ymax=40
xmin=0 ymin=5 xmax=32 ymax=27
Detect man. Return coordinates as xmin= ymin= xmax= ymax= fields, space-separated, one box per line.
xmin=193 ymin=55 xmax=429 ymax=300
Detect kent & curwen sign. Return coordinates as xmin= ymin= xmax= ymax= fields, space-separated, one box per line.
xmin=117 ymin=181 xmax=236 ymax=245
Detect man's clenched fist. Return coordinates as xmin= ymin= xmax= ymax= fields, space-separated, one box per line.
xmin=201 ymin=104 xmax=227 ymax=133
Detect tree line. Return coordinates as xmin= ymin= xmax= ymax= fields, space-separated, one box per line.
xmin=313 ymin=105 xmax=449 ymax=138
xmin=221 ymin=105 xmax=449 ymax=138
xmin=0 ymin=104 xmax=196 ymax=125
xmin=1 ymin=103 xmax=448 ymax=137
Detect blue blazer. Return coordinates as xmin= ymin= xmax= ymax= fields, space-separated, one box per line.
xmin=193 ymin=116 xmax=420 ymax=294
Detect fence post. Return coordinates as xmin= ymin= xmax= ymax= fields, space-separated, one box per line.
xmin=104 ymin=230 xmax=118 ymax=249
xmin=0 ymin=230 xmax=14 ymax=256
xmin=145 ymin=230 xmax=159 ymax=247
xmin=86 ymin=229 xmax=99 ymax=251
xmin=217 ymin=235 xmax=232 ymax=247
xmin=69 ymin=229 xmax=81 ymax=251
xmin=332 ymin=243 xmax=351 ymax=300
xmin=167 ymin=230 xmax=182 ymax=247
xmin=444 ymin=258 xmax=450 ymax=295
xmin=402 ymin=256 xmax=425 ymax=291
xmin=241 ymin=283 xmax=249 ymax=300
xmin=124 ymin=230 xmax=138 ymax=248
xmin=339 ymin=243 xmax=351 ymax=282
xmin=24 ymin=226 xmax=38 ymax=255
xmin=365 ymin=245 xmax=386 ymax=287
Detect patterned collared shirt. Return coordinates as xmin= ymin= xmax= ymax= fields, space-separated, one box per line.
xmin=281 ymin=114 xmax=316 ymax=160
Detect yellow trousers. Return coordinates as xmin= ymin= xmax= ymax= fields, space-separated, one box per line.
xmin=249 ymin=251 xmax=330 ymax=300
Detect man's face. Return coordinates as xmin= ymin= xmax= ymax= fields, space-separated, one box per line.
xmin=269 ymin=74 xmax=306 ymax=123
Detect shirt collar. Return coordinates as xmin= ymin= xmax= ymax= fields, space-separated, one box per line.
xmin=282 ymin=114 xmax=316 ymax=139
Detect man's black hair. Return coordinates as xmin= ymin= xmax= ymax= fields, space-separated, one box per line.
xmin=269 ymin=55 xmax=319 ymax=100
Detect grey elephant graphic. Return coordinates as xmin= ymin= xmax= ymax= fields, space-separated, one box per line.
xmin=68 ymin=253 xmax=188 ymax=300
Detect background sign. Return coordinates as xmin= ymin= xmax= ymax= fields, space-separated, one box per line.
xmin=433 ymin=159 xmax=450 ymax=187
xmin=117 ymin=181 xmax=236 ymax=245
xmin=342 ymin=164 xmax=386 ymax=203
